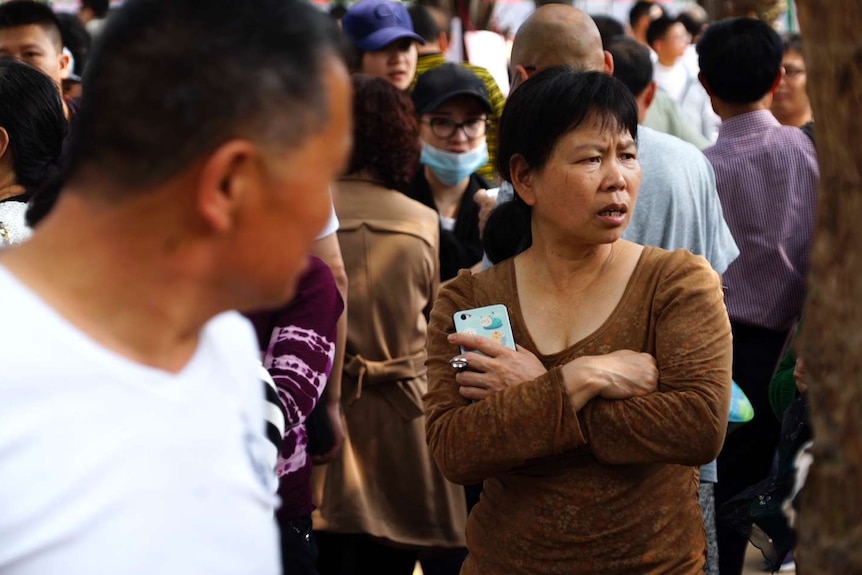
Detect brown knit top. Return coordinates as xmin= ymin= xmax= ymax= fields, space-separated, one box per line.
xmin=424 ymin=247 xmax=732 ymax=574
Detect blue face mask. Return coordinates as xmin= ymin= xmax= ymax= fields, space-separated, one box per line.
xmin=420 ymin=142 xmax=489 ymax=186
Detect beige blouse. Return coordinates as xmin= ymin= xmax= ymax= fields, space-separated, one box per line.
xmin=313 ymin=178 xmax=467 ymax=548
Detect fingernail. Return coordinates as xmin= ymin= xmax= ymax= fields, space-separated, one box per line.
xmin=447 ymin=334 xmax=456 ymax=342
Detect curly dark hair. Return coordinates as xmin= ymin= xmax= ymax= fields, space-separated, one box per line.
xmin=347 ymin=74 xmax=420 ymax=192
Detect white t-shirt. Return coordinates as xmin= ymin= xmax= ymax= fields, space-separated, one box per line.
xmin=654 ymin=60 xmax=720 ymax=143
xmin=0 ymin=267 xmax=279 ymax=575
xmin=316 ymin=197 xmax=340 ymax=240
xmin=653 ymin=61 xmax=689 ymax=103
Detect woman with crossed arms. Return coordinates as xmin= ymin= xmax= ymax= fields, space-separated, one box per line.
xmin=425 ymin=68 xmax=732 ymax=575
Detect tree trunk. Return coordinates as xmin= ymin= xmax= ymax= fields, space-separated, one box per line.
xmin=794 ymin=2 xmax=862 ymax=572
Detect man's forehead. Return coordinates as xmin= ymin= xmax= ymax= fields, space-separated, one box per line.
xmin=0 ymin=24 xmax=58 ymax=51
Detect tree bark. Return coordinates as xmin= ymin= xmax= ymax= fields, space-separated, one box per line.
xmin=794 ymin=2 xmax=862 ymax=572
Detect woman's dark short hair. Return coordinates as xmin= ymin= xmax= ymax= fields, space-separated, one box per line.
xmin=485 ymin=68 xmax=638 ymax=263
xmin=697 ymin=17 xmax=783 ymax=104
xmin=495 ymin=68 xmax=638 ymax=182
xmin=0 ymin=58 xmax=66 ymax=197
xmin=347 ymin=74 xmax=420 ymax=193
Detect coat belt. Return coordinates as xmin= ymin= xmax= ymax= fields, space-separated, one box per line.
xmin=343 ymin=350 xmax=427 ymax=402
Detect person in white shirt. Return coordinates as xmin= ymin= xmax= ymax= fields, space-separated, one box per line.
xmin=648 ymin=16 xmax=690 ymax=101
xmin=0 ymin=1 xmax=351 ymax=574
xmin=648 ymin=14 xmax=719 ymax=142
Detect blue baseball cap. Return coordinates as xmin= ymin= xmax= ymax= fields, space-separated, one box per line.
xmin=342 ymin=0 xmax=425 ymax=52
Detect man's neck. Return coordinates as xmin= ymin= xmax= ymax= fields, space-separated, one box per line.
xmin=0 ymin=170 xmax=24 ymax=201
xmin=776 ymin=107 xmax=813 ymax=128
xmin=0 ymin=189 xmax=219 ymax=373
xmin=416 ymin=43 xmax=443 ymax=57
xmin=711 ymin=94 xmax=772 ymax=121
xmin=656 ymin=53 xmax=677 ymax=68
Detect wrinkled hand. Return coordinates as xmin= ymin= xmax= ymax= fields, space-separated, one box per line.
xmin=794 ymin=358 xmax=807 ymax=395
xmin=473 ymin=189 xmax=498 ymax=240
xmin=569 ymin=350 xmax=659 ymax=401
xmin=310 ymin=401 xmax=345 ymax=465
xmin=448 ymin=332 xmax=546 ymax=401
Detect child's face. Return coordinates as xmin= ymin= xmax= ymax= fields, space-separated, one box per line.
xmin=0 ymin=24 xmax=69 ymax=88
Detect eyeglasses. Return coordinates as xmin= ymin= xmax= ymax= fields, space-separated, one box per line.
xmin=784 ymin=66 xmax=806 ymax=78
xmin=422 ymin=117 xmax=488 ymax=140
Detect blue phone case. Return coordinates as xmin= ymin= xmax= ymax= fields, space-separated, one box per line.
xmin=453 ymin=304 xmax=516 ymax=353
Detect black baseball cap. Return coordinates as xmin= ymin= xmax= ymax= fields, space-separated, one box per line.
xmin=412 ymin=63 xmax=492 ymax=115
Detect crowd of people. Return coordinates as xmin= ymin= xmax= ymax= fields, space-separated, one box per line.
xmin=0 ymin=0 xmax=818 ymax=574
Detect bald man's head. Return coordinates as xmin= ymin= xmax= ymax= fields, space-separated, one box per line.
xmin=510 ymin=5 xmax=610 ymax=89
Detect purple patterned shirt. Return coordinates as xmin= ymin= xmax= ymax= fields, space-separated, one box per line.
xmin=704 ymin=110 xmax=819 ymax=331
xmin=247 ymin=257 xmax=343 ymax=519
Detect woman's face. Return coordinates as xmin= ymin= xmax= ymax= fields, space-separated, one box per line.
xmin=361 ymin=38 xmax=418 ymax=91
xmin=771 ymin=49 xmax=810 ymax=126
xmin=419 ymin=95 xmax=488 ymax=154
xmin=518 ymin=114 xmax=641 ymax=246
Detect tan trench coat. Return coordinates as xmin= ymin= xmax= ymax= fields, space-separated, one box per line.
xmin=312 ymin=178 xmax=467 ymax=548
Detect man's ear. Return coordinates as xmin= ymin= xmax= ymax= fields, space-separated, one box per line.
xmin=642 ymin=81 xmax=658 ymax=111
xmin=603 ymin=50 xmax=614 ymax=75
xmin=510 ymin=64 xmax=530 ymax=92
xmin=698 ymin=72 xmax=713 ymax=95
xmin=438 ymin=31 xmax=449 ymax=54
xmin=509 ymin=154 xmax=536 ymax=206
xmin=58 ymin=49 xmax=72 ymax=79
xmin=768 ymin=68 xmax=783 ymax=94
xmin=0 ymin=127 xmax=10 ymax=161
xmin=196 ymin=140 xmax=260 ymax=234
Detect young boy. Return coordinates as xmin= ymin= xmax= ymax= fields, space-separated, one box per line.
xmin=0 ymin=0 xmax=73 ymax=116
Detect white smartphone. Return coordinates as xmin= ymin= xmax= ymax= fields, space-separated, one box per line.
xmin=452 ymin=304 xmax=517 ymax=354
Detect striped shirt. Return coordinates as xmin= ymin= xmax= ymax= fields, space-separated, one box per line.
xmin=413 ymin=52 xmax=506 ymax=181
xmin=705 ymin=110 xmax=819 ymax=331
xmin=260 ymin=364 xmax=285 ymax=471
